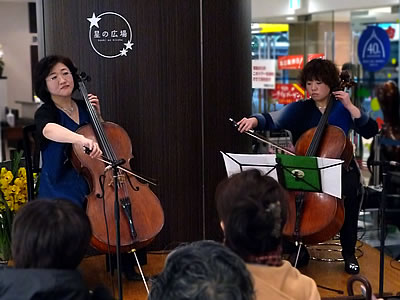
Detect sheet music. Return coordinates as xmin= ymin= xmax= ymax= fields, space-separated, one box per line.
xmin=317 ymin=157 xmax=342 ymax=198
xmin=221 ymin=152 xmax=279 ymax=180
xmin=221 ymin=152 xmax=342 ymax=198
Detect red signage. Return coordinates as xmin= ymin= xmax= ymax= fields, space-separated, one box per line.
xmin=271 ymin=84 xmax=304 ymax=104
xmin=277 ymin=53 xmax=325 ymax=70
xmin=386 ymin=26 xmax=395 ymax=39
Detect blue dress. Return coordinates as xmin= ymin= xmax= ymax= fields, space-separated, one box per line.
xmin=38 ymin=101 xmax=90 ymax=207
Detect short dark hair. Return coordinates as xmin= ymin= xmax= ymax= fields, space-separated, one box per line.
xmin=12 ymin=199 xmax=92 ymax=269
xmin=299 ymin=58 xmax=340 ymax=90
xmin=216 ymin=170 xmax=287 ymax=259
xmin=34 ymin=55 xmax=79 ymax=104
xmin=149 ymin=240 xmax=254 ymax=300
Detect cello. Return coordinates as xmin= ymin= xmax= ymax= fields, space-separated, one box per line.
xmin=283 ymin=72 xmax=354 ymax=245
xmin=71 ymin=74 xmax=164 ymax=253
xmin=232 ymin=71 xmax=355 ymax=245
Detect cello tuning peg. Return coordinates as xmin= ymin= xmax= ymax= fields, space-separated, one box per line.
xmin=79 ymin=72 xmax=91 ymax=82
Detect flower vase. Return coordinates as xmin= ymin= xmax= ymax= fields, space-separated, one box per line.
xmin=0 ymin=259 xmax=8 ymax=267
xmin=0 ymin=244 xmax=11 ymax=266
xmin=0 ymin=235 xmax=11 ymax=264
xmin=0 ymin=212 xmax=12 ymax=263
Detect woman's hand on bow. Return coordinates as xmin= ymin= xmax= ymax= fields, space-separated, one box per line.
xmin=237 ymin=117 xmax=258 ymax=133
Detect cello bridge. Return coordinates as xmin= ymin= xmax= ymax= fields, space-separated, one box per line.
xmin=108 ymin=174 xmax=126 ymax=187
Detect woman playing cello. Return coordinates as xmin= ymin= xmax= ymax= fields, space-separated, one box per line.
xmin=34 ymin=55 xmax=145 ymax=280
xmin=237 ymin=58 xmax=378 ymax=274
xmin=34 ymin=55 xmax=102 ymax=205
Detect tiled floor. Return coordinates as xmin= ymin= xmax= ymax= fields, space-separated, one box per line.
xmin=358 ymin=209 xmax=400 ymax=260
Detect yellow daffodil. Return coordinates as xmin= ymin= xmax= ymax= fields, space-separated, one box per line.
xmin=9 ymin=184 xmax=20 ymax=195
xmin=2 ymin=171 xmax=13 ymax=184
xmin=15 ymin=193 xmax=26 ymax=203
xmin=14 ymin=178 xmax=24 ymax=189
xmin=17 ymin=168 xmax=26 ymax=179
xmin=0 ymin=151 xmax=30 ymax=261
xmin=0 ymin=178 xmax=8 ymax=189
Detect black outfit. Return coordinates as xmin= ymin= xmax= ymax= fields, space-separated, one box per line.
xmin=0 ymin=268 xmax=114 ymax=300
xmin=252 ymin=99 xmax=378 ymax=273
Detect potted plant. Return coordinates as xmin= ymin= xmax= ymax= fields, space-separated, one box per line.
xmin=0 ymin=151 xmax=30 ymax=263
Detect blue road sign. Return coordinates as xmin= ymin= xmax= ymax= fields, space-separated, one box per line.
xmin=358 ymin=26 xmax=390 ymax=72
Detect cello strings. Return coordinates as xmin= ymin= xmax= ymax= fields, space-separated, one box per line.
xmin=80 ymin=81 xmax=115 ymax=161
xmin=79 ymin=83 xmax=133 ymax=237
xmin=307 ymin=94 xmax=334 ymax=156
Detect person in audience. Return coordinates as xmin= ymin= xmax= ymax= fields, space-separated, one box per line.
xmin=0 ymin=198 xmax=114 ymax=300
xmin=148 ymin=240 xmax=255 ymax=300
xmin=215 ymin=169 xmax=320 ymax=300
xmin=237 ymin=58 xmax=378 ymax=274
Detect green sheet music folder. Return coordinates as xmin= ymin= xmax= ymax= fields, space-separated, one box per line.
xmin=276 ymin=153 xmax=322 ymax=192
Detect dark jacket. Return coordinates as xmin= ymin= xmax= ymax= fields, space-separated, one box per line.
xmin=0 ymin=268 xmax=113 ymax=300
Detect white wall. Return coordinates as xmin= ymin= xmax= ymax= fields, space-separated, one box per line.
xmin=252 ymin=0 xmax=399 ymax=21
xmin=0 ymin=1 xmax=35 ymax=119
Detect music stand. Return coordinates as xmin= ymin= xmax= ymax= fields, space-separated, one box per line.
xmin=221 ymin=152 xmax=278 ymax=177
xmin=275 ymin=153 xmax=323 ymax=193
xmin=372 ymin=135 xmax=400 ymax=297
xmin=221 ymin=152 xmax=343 ymax=198
xmin=221 ymin=152 xmax=343 ymax=257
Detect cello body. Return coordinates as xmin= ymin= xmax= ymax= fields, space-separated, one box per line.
xmin=72 ymin=121 xmax=164 ymax=253
xmin=282 ymin=125 xmax=352 ymax=244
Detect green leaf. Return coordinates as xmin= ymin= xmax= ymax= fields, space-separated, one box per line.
xmin=10 ymin=150 xmax=23 ymax=180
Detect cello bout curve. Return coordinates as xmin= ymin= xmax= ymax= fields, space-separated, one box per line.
xmin=72 ymin=121 xmax=164 ymax=253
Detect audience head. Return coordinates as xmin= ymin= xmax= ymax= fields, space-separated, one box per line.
xmin=377 ymin=80 xmax=399 ymax=121
xmin=148 ymin=240 xmax=254 ymax=300
xmin=12 ymin=199 xmax=92 ymax=269
xmin=216 ymin=169 xmax=287 ymax=260
xmin=34 ymin=55 xmax=79 ymax=104
xmin=299 ymin=58 xmax=340 ymax=91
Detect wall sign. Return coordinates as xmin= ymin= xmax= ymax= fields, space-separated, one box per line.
xmin=358 ymin=26 xmax=390 ymax=72
xmin=252 ymin=59 xmax=276 ymax=89
xmin=271 ymin=83 xmax=304 ymax=104
xmin=277 ymin=53 xmax=324 ymax=70
xmin=87 ymin=12 xmax=134 ymax=59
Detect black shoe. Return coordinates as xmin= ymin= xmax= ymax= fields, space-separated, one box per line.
xmin=289 ymin=245 xmax=310 ymax=268
xmin=105 ymin=254 xmax=146 ymax=281
xmin=123 ymin=268 xmax=147 ymax=281
xmin=343 ymin=255 xmax=360 ymax=274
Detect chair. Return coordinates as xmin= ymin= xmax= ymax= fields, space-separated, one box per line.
xmin=22 ymin=124 xmax=40 ymax=201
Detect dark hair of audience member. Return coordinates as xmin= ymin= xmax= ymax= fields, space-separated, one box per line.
xmin=34 ymin=55 xmax=79 ymax=104
xmin=216 ymin=169 xmax=288 ymax=260
xmin=11 ymin=199 xmax=92 ymax=269
xmin=148 ymin=240 xmax=255 ymax=300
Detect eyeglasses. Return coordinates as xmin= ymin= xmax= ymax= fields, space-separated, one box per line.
xmin=46 ymin=71 xmax=73 ymax=82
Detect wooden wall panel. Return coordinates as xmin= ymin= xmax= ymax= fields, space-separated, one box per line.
xmin=202 ymin=0 xmax=252 ymax=241
xmin=41 ymin=0 xmax=251 ymax=249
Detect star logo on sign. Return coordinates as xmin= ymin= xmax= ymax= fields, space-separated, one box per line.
xmin=124 ymin=41 xmax=134 ymax=50
xmin=87 ymin=11 xmax=134 ymax=59
xmin=120 ymin=48 xmax=128 ymax=56
xmin=87 ymin=13 xmax=101 ymax=29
